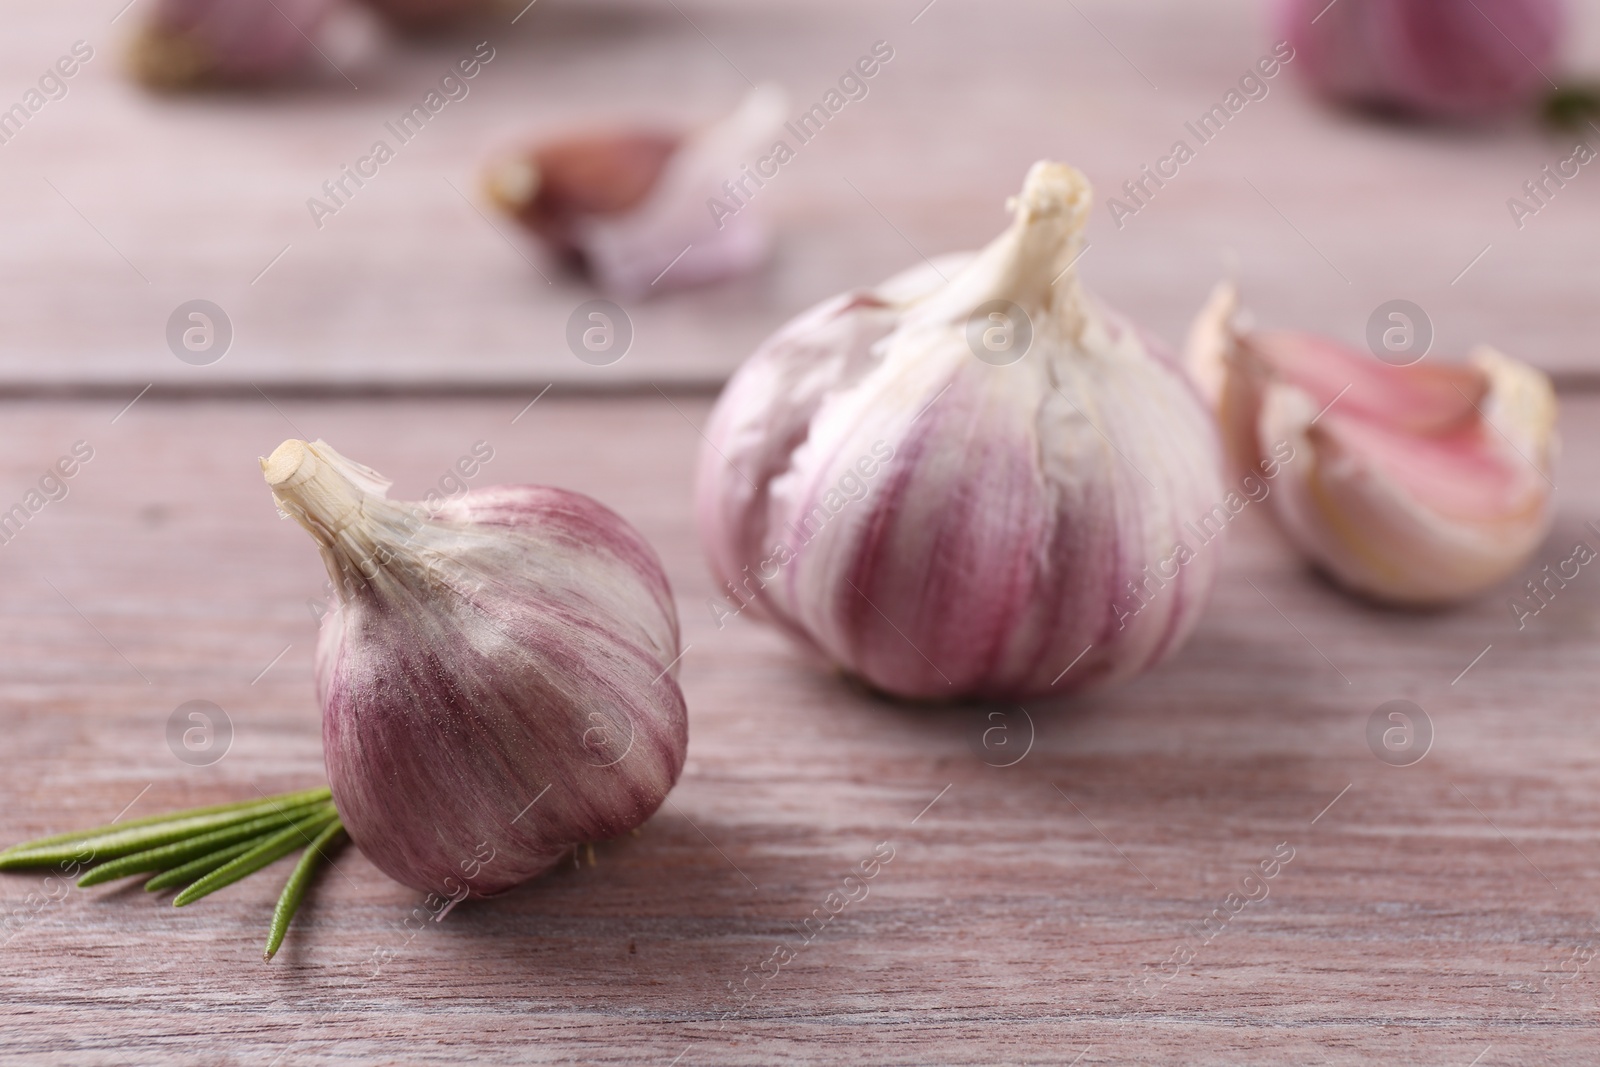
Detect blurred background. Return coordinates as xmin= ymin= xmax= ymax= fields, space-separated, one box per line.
xmin=6 ymin=0 xmax=1600 ymax=391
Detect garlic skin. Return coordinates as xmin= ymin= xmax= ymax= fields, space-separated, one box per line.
xmin=1186 ymin=283 xmax=1557 ymax=605
xmin=263 ymin=440 xmax=686 ymax=897
xmin=1277 ymin=0 xmax=1565 ymax=120
xmin=696 ymin=162 xmax=1225 ymax=701
xmin=129 ymin=0 xmax=337 ymax=88
xmin=485 ymin=85 xmax=787 ymax=298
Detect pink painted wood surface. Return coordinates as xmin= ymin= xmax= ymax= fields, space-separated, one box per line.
xmin=0 ymin=393 xmax=1596 ymax=1063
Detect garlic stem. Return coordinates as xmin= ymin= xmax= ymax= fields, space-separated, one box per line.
xmin=263 ymin=439 xmax=370 ymax=544
xmin=263 ymin=439 xmax=419 ymax=602
xmin=910 ymin=161 xmax=1091 ymax=337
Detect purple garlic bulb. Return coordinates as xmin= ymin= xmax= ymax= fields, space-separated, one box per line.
xmin=129 ymin=0 xmax=338 ymax=89
xmin=695 ymin=162 xmax=1225 ymax=703
xmin=1278 ymin=0 xmax=1566 ymax=120
xmin=354 ymin=0 xmax=491 ymax=32
xmin=263 ymin=440 xmax=686 ymax=898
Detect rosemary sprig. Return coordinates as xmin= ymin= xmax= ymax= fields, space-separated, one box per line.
xmin=265 ymin=820 xmax=346 ymax=960
xmin=1 ymin=786 xmax=345 ymax=959
xmin=0 ymin=787 xmax=333 ymax=869
xmin=77 ymin=801 xmax=335 ymax=887
xmin=143 ymin=836 xmax=265 ymax=893
xmin=174 ymin=808 xmax=340 ymax=908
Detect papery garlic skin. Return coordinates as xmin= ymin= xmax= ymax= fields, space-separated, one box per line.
xmin=485 ymin=85 xmax=787 ymax=297
xmin=696 ymin=162 xmax=1225 ymax=701
xmin=264 ymin=440 xmax=686 ymax=897
xmin=1278 ymin=0 xmax=1565 ymax=120
xmin=1187 ymin=283 xmax=1557 ymax=605
xmin=130 ymin=0 xmax=337 ymax=88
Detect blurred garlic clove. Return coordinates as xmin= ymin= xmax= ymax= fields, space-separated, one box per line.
xmin=486 ymin=131 xmax=681 ymax=255
xmin=129 ymin=0 xmax=338 ymax=88
xmin=485 ymin=85 xmax=788 ymax=298
xmin=1276 ymin=0 xmax=1566 ymax=120
xmin=696 ymin=162 xmax=1226 ymax=701
xmin=1187 ymin=282 xmax=1558 ymax=605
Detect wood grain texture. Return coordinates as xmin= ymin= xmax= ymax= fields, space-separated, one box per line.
xmin=0 ymin=393 xmax=1597 ymax=1064
xmin=2 ymin=1 xmax=1599 ymax=389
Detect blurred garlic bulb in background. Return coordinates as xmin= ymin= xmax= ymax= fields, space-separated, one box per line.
xmin=485 ymin=85 xmax=787 ymax=298
xmin=264 ymin=440 xmax=687 ymax=897
xmin=355 ymin=0 xmax=490 ymax=32
xmin=1277 ymin=0 xmax=1566 ymax=120
xmin=129 ymin=0 xmax=338 ymax=88
xmin=696 ymin=161 xmax=1224 ymax=701
xmin=1186 ymin=283 xmax=1557 ymax=605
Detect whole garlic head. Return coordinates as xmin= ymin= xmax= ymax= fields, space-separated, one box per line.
xmin=696 ymin=161 xmax=1225 ymax=701
xmin=1186 ymin=283 xmax=1558 ymax=605
xmin=264 ymin=440 xmax=687 ymax=898
xmin=1277 ymin=0 xmax=1566 ymax=120
xmin=130 ymin=0 xmax=338 ymax=88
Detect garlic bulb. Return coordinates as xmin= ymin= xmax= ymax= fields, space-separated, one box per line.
xmin=1186 ymin=283 xmax=1557 ymax=605
xmin=354 ymin=0 xmax=488 ymax=31
xmin=129 ymin=0 xmax=337 ymax=88
xmin=695 ymin=161 xmax=1225 ymax=701
xmin=484 ymin=85 xmax=787 ymax=298
xmin=263 ymin=440 xmax=687 ymax=897
xmin=1277 ymin=0 xmax=1566 ymax=120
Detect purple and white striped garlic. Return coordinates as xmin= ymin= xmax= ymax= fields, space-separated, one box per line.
xmin=695 ymin=161 xmax=1225 ymax=702
xmin=263 ymin=440 xmax=686 ymax=898
xmin=1277 ymin=0 xmax=1566 ymax=121
xmin=129 ymin=0 xmax=338 ymax=88
xmin=354 ymin=0 xmax=490 ymax=32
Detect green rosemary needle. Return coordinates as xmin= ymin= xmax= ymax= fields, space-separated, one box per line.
xmin=142 ymin=837 xmax=265 ymax=894
xmin=2 ymin=786 xmax=346 ymax=959
xmin=173 ymin=808 xmax=340 ymax=908
xmin=0 ymin=788 xmax=332 ymax=869
xmin=76 ymin=801 xmax=335 ymax=888
xmin=265 ymin=819 xmax=346 ymax=960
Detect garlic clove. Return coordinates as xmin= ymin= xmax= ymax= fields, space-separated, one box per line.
xmin=1183 ymin=279 xmax=1236 ymax=411
xmin=1277 ymin=0 xmax=1566 ymax=120
xmin=697 ymin=161 xmax=1226 ymax=701
xmin=484 ymin=131 xmax=681 ymax=263
xmin=486 ymin=85 xmax=788 ymax=297
xmin=264 ymin=439 xmax=687 ymax=898
xmin=1190 ymin=292 xmax=1558 ymax=605
xmin=129 ymin=0 xmax=338 ymax=88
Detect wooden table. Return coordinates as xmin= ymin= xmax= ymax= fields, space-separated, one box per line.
xmin=1 ymin=392 xmax=1599 ymax=1065
xmin=7 ymin=0 xmax=1600 ymax=1062
xmin=4 ymin=0 xmax=1600 ymax=393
